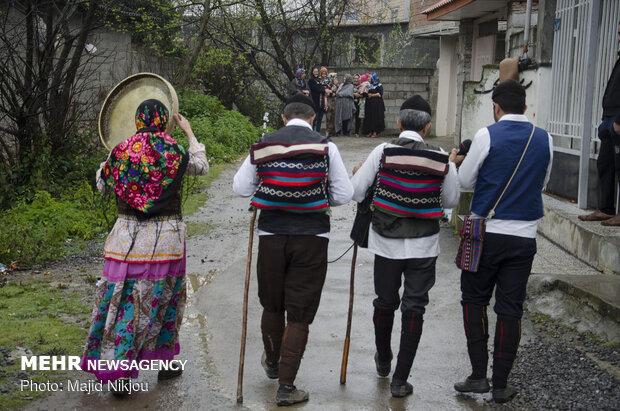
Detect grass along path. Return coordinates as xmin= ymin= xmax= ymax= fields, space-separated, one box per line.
xmin=0 ymin=162 xmax=231 ymax=410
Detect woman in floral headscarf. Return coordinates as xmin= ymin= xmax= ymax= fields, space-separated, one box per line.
xmin=288 ymin=67 xmax=309 ymax=97
xmin=81 ymin=99 xmax=208 ymax=395
xmin=362 ymin=72 xmax=385 ymax=138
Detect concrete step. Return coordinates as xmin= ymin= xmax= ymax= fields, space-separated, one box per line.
xmin=527 ymin=273 xmax=620 ymax=342
xmin=539 ymin=194 xmax=620 ymax=275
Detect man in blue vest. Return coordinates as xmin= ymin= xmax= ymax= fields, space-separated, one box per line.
xmin=351 ymin=95 xmax=459 ymax=398
xmin=233 ymin=94 xmax=353 ymax=406
xmin=454 ymin=80 xmax=554 ymax=403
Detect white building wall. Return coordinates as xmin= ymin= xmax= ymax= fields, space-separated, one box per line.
xmin=459 ymin=65 xmax=553 ymax=141
xmin=435 ymin=36 xmax=458 ymax=137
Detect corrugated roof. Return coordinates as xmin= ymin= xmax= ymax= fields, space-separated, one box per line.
xmin=422 ymin=0 xmax=456 ymax=14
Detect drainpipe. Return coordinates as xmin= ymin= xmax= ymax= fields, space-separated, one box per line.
xmin=522 ymin=0 xmax=533 ymax=59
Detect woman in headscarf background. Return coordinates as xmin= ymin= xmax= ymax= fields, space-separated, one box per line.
xmin=288 ymin=67 xmax=309 ymax=97
xmin=357 ymin=72 xmax=371 ymax=136
xmin=335 ymin=73 xmax=356 ymax=136
xmin=362 ymin=72 xmax=385 ymax=138
xmin=308 ymin=66 xmax=326 ymax=132
xmin=325 ymin=72 xmax=338 ymax=137
xmin=81 ymin=99 xmax=208 ymax=395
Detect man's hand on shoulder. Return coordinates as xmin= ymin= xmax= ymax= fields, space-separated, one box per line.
xmin=352 ymin=161 xmax=363 ymax=175
xmin=449 ymin=148 xmax=465 ymax=166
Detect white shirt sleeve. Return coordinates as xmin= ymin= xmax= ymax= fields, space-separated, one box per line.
xmin=327 ymin=142 xmax=354 ymax=206
xmin=543 ymin=133 xmax=554 ymax=190
xmin=232 ymin=155 xmax=258 ymax=197
xmin=442 ymin=162 xmax=460 ymax=208
xmin=350 ymin=143 xmax=385 ymax=203
xmin=458 ymin=127 xmax=491 ymax=190
xmin=95 ymin=153 xmax=112 ymax=193
xmin=186 ymin=138 xmax=209 ymax=176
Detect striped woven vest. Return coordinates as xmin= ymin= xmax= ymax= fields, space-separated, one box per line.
xmin=371 ymin=146 xmax=449 ymax=219
xmin=250 ymin=142 xmax=330 ymax=213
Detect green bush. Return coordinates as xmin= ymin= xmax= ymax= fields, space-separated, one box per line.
xmin=178 ymin=89 xmax=227 ymax=120
xmin=175 ymin=90 xmax=261 ymax=164
xmin=0 ymin=91 xmax=258 ymax=268
xmin=0 ymin=184 xmax=113 ymax=267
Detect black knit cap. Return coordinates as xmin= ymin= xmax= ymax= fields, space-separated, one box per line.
xmin=285 ymin=94 xmax=316 ymax=112
xmin=492 ymin=79 xmax=526 ymax=107
xmin=400 ymin=95 xmax=432 ymax=116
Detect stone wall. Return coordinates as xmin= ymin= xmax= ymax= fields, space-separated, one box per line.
xmin=330 ymin=23 xmax=439 ymax=69
xmin=81 ymin=28 xmax=179 ymax=122
xmin=334 ymin=66 xmax=435 ymax=134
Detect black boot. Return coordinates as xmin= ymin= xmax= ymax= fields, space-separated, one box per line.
xmin=391 ymin=311 xmax=423 ymax=386
xmin=261 ymin=310 xmax=284 ymax=379
xmin=276 ymin=384 xmax=309 ymax=406
xmin=110 ymin=378 xmax=131 ymax=397
xmin=390 ymin=379 xmax=413 ymax=398
xmin=158 ymin=368 xmax=183 ymax=381
xmin=278 ymin=322 xmax=309 ymax=395
xmin=454 ymin=376 xmax=490 ymax=393
xmin=492 ymin=315 xmax=521 ymax=401
xmin=454 ymin=303 xmax=490 ymax=392
xmin=373 ymin=307 xmax=394 ymax=377
xmin=261 ymin=351 xmax=279 ymax=379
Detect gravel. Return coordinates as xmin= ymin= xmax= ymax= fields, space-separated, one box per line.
xmin=506 ymin=315 xmax=620 ymax=410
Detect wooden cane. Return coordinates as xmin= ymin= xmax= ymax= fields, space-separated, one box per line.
xmin=339 ymin=243 xmax=358 ymax=385
xmin=237 ymin=209 xmax=257 ymax=403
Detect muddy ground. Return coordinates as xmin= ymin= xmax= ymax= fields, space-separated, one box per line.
xmin=22 ymin=136 xmax=620 ymax=410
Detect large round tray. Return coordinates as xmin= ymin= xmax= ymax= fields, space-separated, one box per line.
xmin=98 ymin=73 xmax=179 ymax=150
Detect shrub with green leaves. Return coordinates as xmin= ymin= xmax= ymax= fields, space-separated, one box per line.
xmin=0 ymin=183 xmax=113 ymax=266
xmin=175 ymin=90 xmax=261 ymax=163
xmin=0 ymin=91 xmax=260 ymax=267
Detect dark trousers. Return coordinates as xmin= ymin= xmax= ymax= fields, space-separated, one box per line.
xmin=313 ymin=110 xmax=324 ymax=133
xmin=341 ymin=119 xmax=350 ymax=136
xmin=461 ymin=233 xmax=536 ymax=319
xmin=354 ymin=101 xmax=361 ymax=135
xmin=257 ymin=235 xmax=328 ymax=324
xmin=373 ymin=255 xmax=437 ymax=314
xmin=460 ymin=233 xmax=534 ymax=387
xmin=596 ymin=117 xmax=620 ymax=214
xmin=373 ymin=255 xmax=435 ymax=382
xmin=257 ymin=235 xmax=328 ymax=385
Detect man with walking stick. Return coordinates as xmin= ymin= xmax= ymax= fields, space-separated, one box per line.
xmin=350 ymin=95 xmax=459 ymax=397
xmin=233 ymin=94 xmax=353 ymax=406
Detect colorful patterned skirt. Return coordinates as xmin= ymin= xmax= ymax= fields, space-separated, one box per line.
xmin=80 ymin=256 xmax=187 ymax=382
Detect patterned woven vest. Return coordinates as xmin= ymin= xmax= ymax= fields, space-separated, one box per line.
xmin=371 ymin=146 xmax=449 ymax=219
xmin=250 ymin=142 xmax=330 ymax=213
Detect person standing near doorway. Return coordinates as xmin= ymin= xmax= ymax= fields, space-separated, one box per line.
xmin=579 ymin=22 xmax=620 ymax=226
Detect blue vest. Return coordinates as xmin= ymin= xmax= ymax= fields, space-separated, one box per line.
xmin=471 ymin=120 xmax=550 ymax=221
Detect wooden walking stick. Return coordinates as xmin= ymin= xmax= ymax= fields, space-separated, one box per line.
xmin=237 ymin=209 xmax=257 ymax=403
xmin=340 ymin=243 xmax=358 ymax=385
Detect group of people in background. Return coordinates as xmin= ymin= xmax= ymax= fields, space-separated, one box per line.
xmin=288 ymin=66 xmax=386 ymax=138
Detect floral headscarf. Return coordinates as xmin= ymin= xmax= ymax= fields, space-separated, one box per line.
xmin=294 ymin=68 xmax=307 ymax=89
xmin=101 ymin=100 xmax=187 ymax=214
xmin=135 ymin=99 xmax=169 ymax=132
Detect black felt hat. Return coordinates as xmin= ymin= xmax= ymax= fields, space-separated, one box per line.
xmin=458 ymin=139 xmax=472 ymax=156
xmin=285 ymin=94 xmax=316 ymax=112
xmin=492 ymin=79 xmax=526 ymax=105
xmin=400 ymin=95 xmax=432 ymax=116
